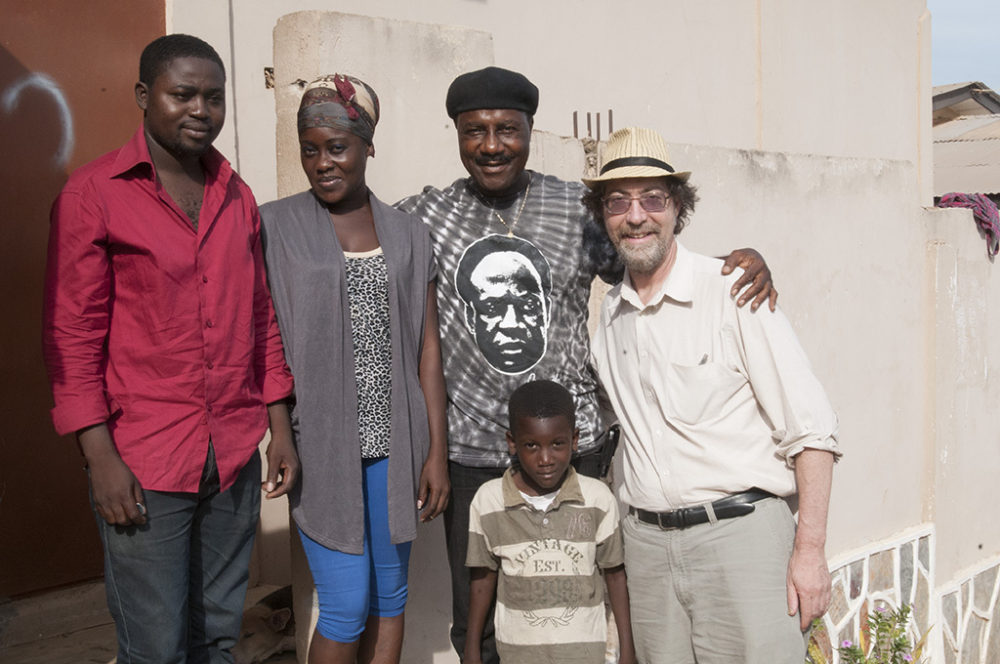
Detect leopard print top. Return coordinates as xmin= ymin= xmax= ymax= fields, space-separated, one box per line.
xmin=344 ymin=248 xmax=392 ymax=459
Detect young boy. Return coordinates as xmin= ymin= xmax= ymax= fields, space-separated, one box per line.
xmin=464 ymin=379 xmax=636 ymax=664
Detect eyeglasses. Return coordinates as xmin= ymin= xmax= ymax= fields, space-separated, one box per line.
xmin=602 ymin=192 xmax=670 ymax=215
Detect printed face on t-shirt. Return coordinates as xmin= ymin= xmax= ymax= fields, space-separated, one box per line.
xmin=456 ymin=235 xmax=551 ymax=375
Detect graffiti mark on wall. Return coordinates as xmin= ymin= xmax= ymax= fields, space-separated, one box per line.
xmin=2 ymin=72 xmax=74 ymax=168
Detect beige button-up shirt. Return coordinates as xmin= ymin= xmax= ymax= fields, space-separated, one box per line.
xmin=591 ymin=242 xmax=840 ymax=511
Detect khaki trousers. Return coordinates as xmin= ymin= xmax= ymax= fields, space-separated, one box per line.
xmin=623 ymin=497 xmax=806 ymax=664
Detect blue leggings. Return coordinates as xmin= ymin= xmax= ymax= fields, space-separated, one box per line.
xmin=298 ymin=457 xmax=412 ymax=643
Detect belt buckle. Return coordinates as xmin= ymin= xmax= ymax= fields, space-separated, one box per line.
xmin=656 ymin=509 xmax=683 ymax=530
xmin=656 ymin=507 xmax=691 ymax=530
xmin=655 ymin=512 xmax=669 ymax=530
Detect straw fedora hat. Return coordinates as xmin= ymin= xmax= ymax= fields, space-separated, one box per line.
xmin=582 ymin=126 xmax=691 ymax=188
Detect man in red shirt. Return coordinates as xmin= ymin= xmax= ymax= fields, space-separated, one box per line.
xmin=42 ymin=34 xmax=296 ymax=663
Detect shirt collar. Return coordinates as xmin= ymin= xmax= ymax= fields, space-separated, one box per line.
xmin=501 ymin=465 xmax=584 ymax=509
xmin=606 ymin=240 xmax=695 ymax=321
xmin=109 ymin=124 xmax=230 ymax=185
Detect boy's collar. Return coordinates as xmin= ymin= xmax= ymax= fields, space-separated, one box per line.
xmin=501 ymin=466 xmax=584 ymax=509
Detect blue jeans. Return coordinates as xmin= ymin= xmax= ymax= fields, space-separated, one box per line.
xmin=93 ymin=446 xmax=261 ymax=664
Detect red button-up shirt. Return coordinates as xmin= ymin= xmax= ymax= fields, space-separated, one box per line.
xmin=43 ymin=126 xmax=294 ymax=492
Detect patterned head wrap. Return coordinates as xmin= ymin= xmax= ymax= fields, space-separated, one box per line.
xmin=297 ymin=74 xmax=380 ymax=144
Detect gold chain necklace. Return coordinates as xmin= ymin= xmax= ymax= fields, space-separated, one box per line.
xmin=491 ymin=179 xmax=531 ymax=237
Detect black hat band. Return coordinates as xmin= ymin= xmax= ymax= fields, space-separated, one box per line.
xmin=600 ymin=156 xmax=676 ymax=175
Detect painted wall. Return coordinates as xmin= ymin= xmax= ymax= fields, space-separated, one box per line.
xmin=926 ymin=207 xmax=1000 ymax=584
xmin=271 ymin=12 xmax=493 ymax=202
xmin=0 ymin=0 xmax=165 ymax=597
xmin=169 ymin=0 xmax=934 ymax=204
xmin=673 ymin=144 xmax=931 ymax=557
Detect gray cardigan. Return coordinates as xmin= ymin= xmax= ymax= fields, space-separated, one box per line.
xmin=260 ymin=190 xmax=437 ymax=553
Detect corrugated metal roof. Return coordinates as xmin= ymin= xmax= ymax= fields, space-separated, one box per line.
xmin=932 ymin=83 xmax=1000 ymax=196
xmin=934 ymin=136 xmax=1000 ymax=195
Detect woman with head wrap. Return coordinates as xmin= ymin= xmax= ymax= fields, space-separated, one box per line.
xmin=259 ymin=75 xmax=449 ymax=664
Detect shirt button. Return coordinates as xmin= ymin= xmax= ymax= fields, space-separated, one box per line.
xmin=206 ymin=320 xmax=213 ymax=328
xmin=207 ymin=404 xmax=213 ymax=413
xmin=202 ymin=275 xmax=209 ymax=283
xmin=207 ymin=361 xmax=214 ymax=369
xmin=542 ymin=517 xmax=549 ymax=525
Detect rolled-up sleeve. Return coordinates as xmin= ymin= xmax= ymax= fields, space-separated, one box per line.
xmin=43 ymin=187 xmax=113 ymax=435
xmin=249 ymin=205 xmax=294 ymax=404
xmin=731 ymin=304 xmax=841 ymax=465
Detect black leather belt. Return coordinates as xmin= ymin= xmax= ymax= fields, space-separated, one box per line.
xmin=629 ymin=489 xmax=774 ymax=530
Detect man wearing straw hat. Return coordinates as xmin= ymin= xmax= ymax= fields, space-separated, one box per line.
xmin=586 ymin=127 xmax=840 ymax=663
xmin=397 ymin=67 xmax=779 ymax=662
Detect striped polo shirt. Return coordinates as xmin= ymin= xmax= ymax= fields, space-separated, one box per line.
xmin=467 ymin=467 xmax=624 ymax=663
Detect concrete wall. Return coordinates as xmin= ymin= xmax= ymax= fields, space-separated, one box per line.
xmin=271 ymin=11 xmax=493 ymax=201
xmin=671 ymin=144 xmax=931 ymax=557
xmin=168 ymin=0 xmax=934 ymax=203
xmin=927 ymin=207 xmax=1000 ymax=582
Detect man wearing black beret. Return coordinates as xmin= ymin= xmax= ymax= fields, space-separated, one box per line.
xmin=395 ymin=65 xmax=777 ymax=663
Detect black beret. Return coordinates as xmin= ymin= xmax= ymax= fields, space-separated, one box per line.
xmin=445 ymin=66 xmax=539 ymax=120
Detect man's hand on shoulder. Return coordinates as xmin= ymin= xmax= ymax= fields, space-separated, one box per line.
xmin=79 ymin=423 xmax=146 ymax=526
xmin=786 ymin=542 xmax=832 ymax=630
xmin=721 ymin=248 xmax=778 ymax=312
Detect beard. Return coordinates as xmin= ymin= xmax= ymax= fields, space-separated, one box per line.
xmin=168 ymin=134 xmax=213 ymax=158
xmin=611 ymin=226 xmax=671 ymax=275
